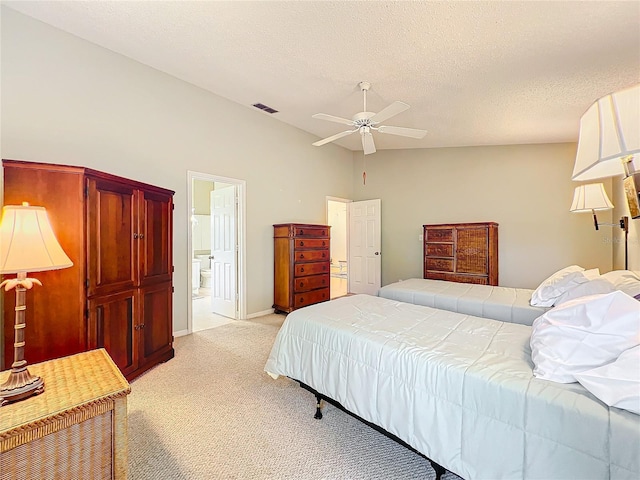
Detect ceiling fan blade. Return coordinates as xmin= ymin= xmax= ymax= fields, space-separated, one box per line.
xmin=378 ymin=125 xmax=427 ymax=139
xmin=312 ymin=113 xmax=355 ymax=126
xmin=312 ymin=129 xmax=357 ymax=147
xmin=362 ymin=131 xmax=376 ymax=155
xmin=369 ymin=101 xmax=410 ymax=124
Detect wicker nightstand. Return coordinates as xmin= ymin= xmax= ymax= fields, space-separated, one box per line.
xmin=0 ymin=349 xmax=131 ymax=479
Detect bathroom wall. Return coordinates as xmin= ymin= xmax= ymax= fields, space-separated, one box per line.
xmin=327 ymin=200 xmax=347 ymax=264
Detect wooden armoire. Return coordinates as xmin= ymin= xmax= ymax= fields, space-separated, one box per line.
xmin=1 ymin=159 xmax=174 ymax=380
xmin=423 ymin=222 xmax=498 ymax=285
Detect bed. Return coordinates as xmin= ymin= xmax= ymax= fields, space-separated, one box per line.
xmin=265 ymin=294 xmax=640 ymax=480
xmin=378 ymin=278 xmax=548 ymax=325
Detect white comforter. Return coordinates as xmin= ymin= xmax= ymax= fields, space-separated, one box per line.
xmin=378 ymin=278 xmax=548 ymax=325
xmin=265 ymin=294 xmax=640 ymax=479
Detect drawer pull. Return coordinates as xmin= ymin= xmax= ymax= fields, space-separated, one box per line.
xmin=300 ymin=281 xmax=304 ymax=288
xmin=300 ymin=230 xmax=304 ymax=235
xmin=300 ymin=297 xmax=304 ymax=303
xmin=299 ymin=241 xmax=304 ymax=247
xmin=322 ymin=279 xmax=325 ymax=284
xmin=300 ymin=267 xmax=304 ymax=273
xmin=322 ymin=253 xmax=326 ymax=258
xmin=299 ymin=254 xmax=305 ymax=259
xmin=322 ymin=241 xmax=326 ymax=246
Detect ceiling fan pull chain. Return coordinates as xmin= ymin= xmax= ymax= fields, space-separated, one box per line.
xmin=363 ymin=156 xmax=367 ymax=185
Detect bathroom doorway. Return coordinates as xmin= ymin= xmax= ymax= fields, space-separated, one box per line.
xmin=187 ymin=171 xmax=246 ymax=333
xmin=326 ymin=197 xmax=350 ymax=298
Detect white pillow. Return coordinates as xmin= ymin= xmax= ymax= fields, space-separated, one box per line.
xmin=601 ymin=270 xmax=640 ymax=298
xmin=554 ymin=277 xmax=616 ymax=306
xmin=530 ymin=266 xmax=599 ymax=307
xmin=530 ymin=291 xmax=640 ymax=383
xmin=575 ymin=345 xmax=640 ymax=415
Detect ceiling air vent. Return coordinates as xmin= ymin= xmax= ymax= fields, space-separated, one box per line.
xmin=252 ymin=103 xmax=278 ymax=114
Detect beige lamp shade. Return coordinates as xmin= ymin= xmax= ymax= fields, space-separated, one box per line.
xmin=0 ymin=203 xmax=73 ymax=274
xmin=572 ymin=84 xmax=640 ymax=181
xmin=570 ymin=183 xmax=614 ymax=213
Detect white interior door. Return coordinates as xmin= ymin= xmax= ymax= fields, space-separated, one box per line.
xmin=348 ymin=199 xmax=381 ymax=295
xmin=210 ymin=185 xmax=237 ymax=318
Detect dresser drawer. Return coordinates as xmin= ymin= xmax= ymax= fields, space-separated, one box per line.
xmin=294 ymin=274 xmax=330 ymax=292
xmin=425 ymin=228 xmax=453 ymax=242
xmin=295 ymin=261 xmax=330 ymax=277
xmin=294 ymin=226 xmax=329 ymax=238
xmin=295 ymin=238 xmax=329 ymax=249
xmin=426 ymin=243 xmax=453 ymax=257
xmin=425 ymin=258 xmax=454 ymax=272
xmin=294 ymin=288 xmax=329 ymax=308
xmin=295 ymin=250 xmax=329 ymax=262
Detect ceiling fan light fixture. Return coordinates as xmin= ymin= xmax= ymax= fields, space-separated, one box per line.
xmin=311 ymin=81 xmax=427 ymax=153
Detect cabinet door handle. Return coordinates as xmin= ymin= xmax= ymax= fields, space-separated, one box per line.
xmin=133 ymin=233 xmax=138 ymax=239
xmin=139 ymin=233 xmax=144 ymax=239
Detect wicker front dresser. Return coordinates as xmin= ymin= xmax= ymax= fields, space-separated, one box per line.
xmin=0 ymin=349 xmax=131 ymax=480
xmin=423 ymin=222 xmax=498 ymax=285
xmin=273 ymin=223 xmax=331 ymax=313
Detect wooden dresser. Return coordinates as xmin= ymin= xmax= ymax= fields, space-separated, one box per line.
xmin=273 ymin=223 xmax=330 ymax=313
xmin=423 ymin=222 xmax=498 ymax=285
xmin=2 ymin=159 xmax=174 ymax=380
xmin=1 ymin=349 xmax=130 ymax=480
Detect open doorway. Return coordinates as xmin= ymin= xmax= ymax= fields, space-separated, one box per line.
xmin=187 ymin=171 xmax=246 ymax=333
xmin=326 ymin=197 xmax=350 ymax=298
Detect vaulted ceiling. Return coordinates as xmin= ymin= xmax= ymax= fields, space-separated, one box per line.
xmin=4 ymin=1 xmax=640 ymax=153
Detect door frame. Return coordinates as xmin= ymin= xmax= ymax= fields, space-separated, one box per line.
xmin=187 ymin=171 xmax=246 ymax=334
xmin=326 ymin=196 xmax=352 ymax=294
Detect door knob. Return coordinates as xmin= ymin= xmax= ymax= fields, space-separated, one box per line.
xmin=209 ymin=255 xmax=214 ymax=259
xmin=374 ymin=252 xmax=380 ymax=255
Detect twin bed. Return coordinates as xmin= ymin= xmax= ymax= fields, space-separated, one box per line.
xmin=378 ymin=278 xmax=548 ymax=326
xmin=265 ymin=279 xmax=640 ymax=479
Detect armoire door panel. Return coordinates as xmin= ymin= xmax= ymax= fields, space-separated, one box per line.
xmin=140 ymin=282 xmax=173 ymax=365
xmin=88 ymin=291 xmax=137 ymax=377
xmin=139 ymin=190 xmax=173 ymax=285
xmin=87 ymin=178 xmax=137 ymax=296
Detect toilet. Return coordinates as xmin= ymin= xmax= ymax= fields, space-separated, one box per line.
xmin=196 ymin=254 xmax=212 ymax=289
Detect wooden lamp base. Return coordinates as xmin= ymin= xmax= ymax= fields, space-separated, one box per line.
xmin=0 ymin=272 xmax=45 ymax=407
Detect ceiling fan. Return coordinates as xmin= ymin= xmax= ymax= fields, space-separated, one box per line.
xmin=312 ymin=81 xmax=427 ymax=155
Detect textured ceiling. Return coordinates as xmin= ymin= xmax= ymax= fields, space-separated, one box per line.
xmin=4 ymin=1 xmax=640 ymax=153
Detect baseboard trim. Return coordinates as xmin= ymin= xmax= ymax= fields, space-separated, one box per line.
xmin=173 ymin=329 xmax=190 ymax=338
xmin=246 ymin=308 xmax=275 ymax=319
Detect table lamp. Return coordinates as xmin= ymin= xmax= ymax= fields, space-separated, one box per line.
xmin=0 ymin=203 xmax=73 ymax=406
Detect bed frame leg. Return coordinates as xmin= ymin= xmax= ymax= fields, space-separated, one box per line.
xmin=430 ymin=460 xmax=446 ymax=480
xmin=314 ymin=394 xmax=323 ymax=420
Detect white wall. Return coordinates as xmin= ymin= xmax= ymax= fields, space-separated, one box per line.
xmin=0 ymin=8 xmax=354 ymax=332
xmin=352 ymin=144 xmax=614 ymax=289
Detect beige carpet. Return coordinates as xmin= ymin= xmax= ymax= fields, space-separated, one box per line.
xmin=127 ymin=314 xmax=462 ymax=479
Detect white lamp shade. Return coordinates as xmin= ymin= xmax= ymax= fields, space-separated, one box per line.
xmin=0 ymin=204 xmax=73 ymax=273
xmin=570 ymin=183 xmax=614 ymax=213
xmin=572 ymin=84 xmax=640 ymax=181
